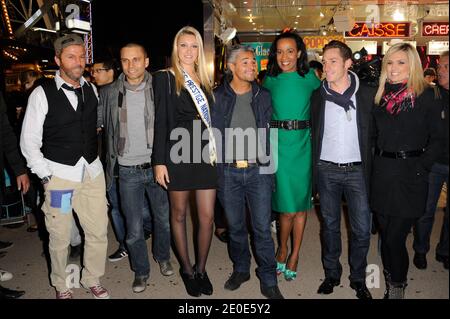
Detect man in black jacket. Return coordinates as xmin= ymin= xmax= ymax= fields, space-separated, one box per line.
xmin=0 ymin=91 xmax=29 ymax=299
xmin=413 ymin=51 xmax=449 ymax=270
xmin=212 ymin=44 xmax=282 ymax=299
xmin=311 ymin=41 xmax=375 ymax=299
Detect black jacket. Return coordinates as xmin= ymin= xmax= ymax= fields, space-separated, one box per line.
xmin=212 ymin=80 xmax=273 ymax=181
xmin=310 ymin=82 xmax=376 ymax=193
xmin=370 ymin=86 xmax=444 ymax=218
xmin=0 ymin=92 xmax=27 ymax=205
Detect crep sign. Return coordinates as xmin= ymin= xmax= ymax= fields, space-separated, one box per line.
xmin=422 ymin=22 xmax=449 ymax=36
xmin=345 ymin=22 xmax=410 ymax=38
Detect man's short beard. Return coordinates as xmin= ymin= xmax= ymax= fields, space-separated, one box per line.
xmin=62 ymin=67 xmax=83 ymax=82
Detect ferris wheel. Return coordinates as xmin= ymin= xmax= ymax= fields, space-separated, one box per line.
xmin=1 ymin=0 xmax=94 ymax=63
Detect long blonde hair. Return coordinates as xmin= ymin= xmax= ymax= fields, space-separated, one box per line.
xmin=171 ymin=26 xmax=213 ymax=97
xmin=375 ymin=43 xmax=427 ymax=105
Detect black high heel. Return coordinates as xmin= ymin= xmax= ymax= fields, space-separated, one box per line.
xmin=195 ymin=271 xmax=213 ymax=295
xmin=179 ymin=268 xmax=201 ymax=297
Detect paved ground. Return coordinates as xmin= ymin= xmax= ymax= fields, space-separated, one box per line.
xmin=0 ymin=206 xmax=448 ymax=300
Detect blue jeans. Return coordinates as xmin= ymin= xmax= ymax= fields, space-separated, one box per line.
xmin=414 ymin=163 xmax=449 ymax=257
xmin=107 ymin=177 xmax=152 ymax=251
xmin=317 ymin=161 xmax=371 ymax=282
xmin=218 ymin=166 xmax=277 ymax=288
xmin=119 ymin=165 xmax=170 ymax=277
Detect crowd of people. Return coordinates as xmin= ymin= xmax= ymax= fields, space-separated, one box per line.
xmin=0 ymin=27 xmax=448 ymax=300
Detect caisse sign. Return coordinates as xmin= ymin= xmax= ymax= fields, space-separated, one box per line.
xmin=345 ymin=22 xmax=410 ymax=38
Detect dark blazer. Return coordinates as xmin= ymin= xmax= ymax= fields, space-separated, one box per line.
xmin=212 ymin=80 xmax=273 ymax=183
xmin=0 ymin=92 xmax=27 ymax=205
xmin=310 ymin=82 xmax=376 ymax=193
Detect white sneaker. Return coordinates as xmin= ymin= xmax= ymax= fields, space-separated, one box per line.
xmin=0 ymin=269 xmax=13 ymax=281
xmin=270 ymin=221 xmax=277 ymax=234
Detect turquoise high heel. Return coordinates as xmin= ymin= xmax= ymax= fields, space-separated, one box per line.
xmin=284 ymin=268 xmax=297 ymax=281
xmin=276 ymin=262 xmax=286 ymax=275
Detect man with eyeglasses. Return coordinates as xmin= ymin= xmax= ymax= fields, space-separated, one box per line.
xmin=91 ymin=60 xmax=116 ymax=87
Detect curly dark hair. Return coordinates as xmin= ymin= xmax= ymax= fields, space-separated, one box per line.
xmin=266 ymin=31 xmax=309 ymax=78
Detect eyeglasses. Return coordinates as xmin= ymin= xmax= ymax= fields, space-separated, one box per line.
xmin=91 ymin=68 xmax=110 ymax=74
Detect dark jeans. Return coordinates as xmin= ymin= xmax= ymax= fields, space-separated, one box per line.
xmin=218 ymin=166 xmax=277 ymax=288
xmin=107 ymin=177 xmax=152 ymax=251
xmin=377 ymin=213 xmax=416 ymax=283
xmin=214 ymin=198 xmax=227 ymax=229
xmin=317 ymin=161 xmax=371 ymax=282
xmin=119 ymin=165 xmax=170 ymax=277
xmin=414 ymin=163 xmax=449 ymax=257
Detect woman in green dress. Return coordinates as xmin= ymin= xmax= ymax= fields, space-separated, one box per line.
xmin=264 ymin=31 xmax=320 ymax=281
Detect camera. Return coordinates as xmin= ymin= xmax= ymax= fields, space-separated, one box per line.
xmin=350 ymin=47 xmax=381 ymax=87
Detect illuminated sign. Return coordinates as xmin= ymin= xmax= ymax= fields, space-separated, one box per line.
xmin=345 ymin=22 xmax=410 ymax=38
xmin=303 ymin=35 xmax=345 ymax=50
xmin=427 ymin=41 xmax=449 ymax=55
xmin=382 ymin=41 xmax=416 ymax=55
xmin=242 ymin=42 xmax=271 ymax=72
xmin=422 ymin=22 xmax=449 ymax=37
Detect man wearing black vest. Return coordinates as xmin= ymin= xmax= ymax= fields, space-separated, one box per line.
xmin=311 ymin=41 xmax=375 ymax=299
xmin=20 ymin=34 xmax=109 ymax=299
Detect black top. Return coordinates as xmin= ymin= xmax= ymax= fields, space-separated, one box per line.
xmin=152 ymin=71 xmax=217 ymax=190
xmin=436 ymin=86 xmax=449 ymax=165
xmin=0 ymin=92 xmax=27 ymax=205
xmin=41 ymin=80 xmax=98 ymax=166
xmin=371 ymin=86 xmax=444 ymax=218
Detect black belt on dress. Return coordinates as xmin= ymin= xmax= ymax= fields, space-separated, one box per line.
xmin=119 ymin=162 xmax=152 ymax=169
xmin=270 ymin=120 xmax=310 ymax=130
xmin=226 ymin=160 xmax=259 ymax=169
xmin=320 ymin=160 xmax=362 ymax=167
xmin=375 ymin=148 xmax=425 ymax=159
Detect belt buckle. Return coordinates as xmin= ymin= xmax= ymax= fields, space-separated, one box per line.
xmin=285 ymin=121 xmax=293 ymax=130
xmin=235 ymin=160 xmax=248 ymax=169
xmin=398 ymin=151 xmax=407 ymax=159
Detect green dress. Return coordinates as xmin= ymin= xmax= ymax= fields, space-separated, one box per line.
xmin=264 ymin=70 xmax=320 ymax=213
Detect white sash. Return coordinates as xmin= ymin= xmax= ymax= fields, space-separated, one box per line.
xmin=182 ymin=69 xmax=217 ymax=165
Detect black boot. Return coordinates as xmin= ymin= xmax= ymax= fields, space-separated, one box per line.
xmin=384 ymin=282 xmax=408 ymax=299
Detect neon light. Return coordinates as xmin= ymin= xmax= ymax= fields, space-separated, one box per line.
xmin=422 ymin=22 xmax=449 ymax=37
xmin=345 ymin=22 xmax=410 ymax=38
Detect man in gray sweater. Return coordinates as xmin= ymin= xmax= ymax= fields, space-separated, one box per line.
xmin=99 ymin=43 xmax=172 ymax=293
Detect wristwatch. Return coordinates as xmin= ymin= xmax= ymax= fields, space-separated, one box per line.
xmin=41 ymin=175 xmax=52 ymax=185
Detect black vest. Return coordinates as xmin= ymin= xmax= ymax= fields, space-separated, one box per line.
xmin=41 ymin=79 xmax=98 ymax=165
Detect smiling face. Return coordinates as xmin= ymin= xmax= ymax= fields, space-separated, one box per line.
xmin=120 ymin=46 xmax=149 ymax=84
xmin=229 ymin=50 xmax=257 ymax=84
xmin=386 ymin=50 xmax=410 ymax=84
xmin=177 ymin=33 xmax=199 ymax=69
xmin=322 ymin=47 xmax=352 ymax=87
xmin=276 ymin=38 xmax=300 ymax=73
xmin=55 ymin=44 xmax=86 ymax=85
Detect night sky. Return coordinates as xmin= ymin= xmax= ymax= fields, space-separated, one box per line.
xmin=91 ymin=1 xmax=204 ymax=71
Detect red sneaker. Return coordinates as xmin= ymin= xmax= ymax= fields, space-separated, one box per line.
xmin=56 ymin=289 xmax=73 ymax=299
xmin=87 ymin=284 xmax=110 ymax=299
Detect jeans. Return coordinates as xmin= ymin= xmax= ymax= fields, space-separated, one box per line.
xmin=414 ymin=163 xmax=449 ymax=257
xmin=107 ymin=177 xmax=152 ymax=251
xmin=317 ymin=161 xmax=371 ymax=282
xmin=218 ymin=166 xmax=277 ymax=288
xmin=119 ymin=165 xmax=170 ymax=277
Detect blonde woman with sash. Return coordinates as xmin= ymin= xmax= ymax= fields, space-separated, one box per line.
xmin=152 ymin=26 xmax=217 ymax=297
